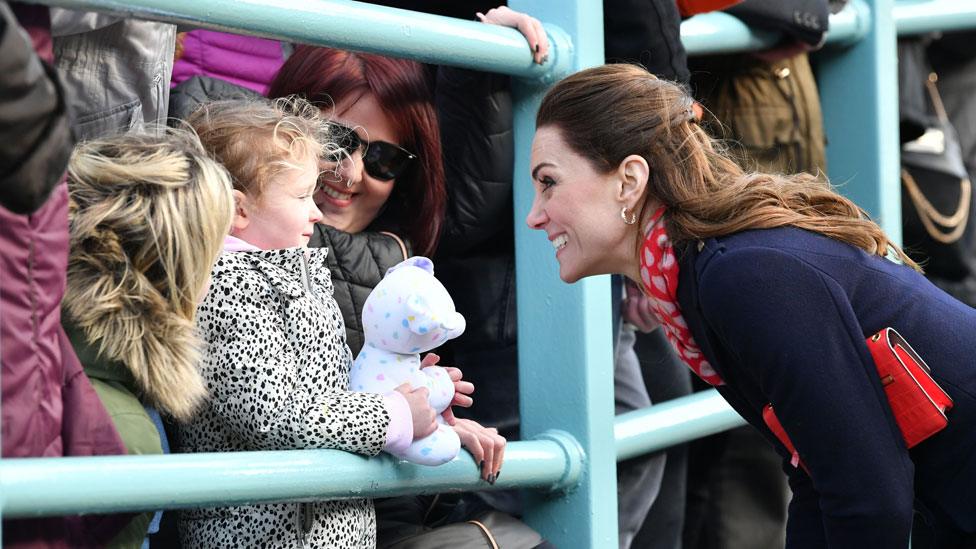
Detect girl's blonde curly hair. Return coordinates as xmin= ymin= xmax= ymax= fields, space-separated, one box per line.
xmin=187 ymin=95 xmax=341 ymax=197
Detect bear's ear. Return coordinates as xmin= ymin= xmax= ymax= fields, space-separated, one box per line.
xmin=404 ymin=294 xmax=435 ymax=335
xmin=385 ymin=256 xmax=434 ymax=277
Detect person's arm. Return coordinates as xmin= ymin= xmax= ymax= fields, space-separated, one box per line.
xmin=199 ymin=267 xmax=391 ymax=455
xmin=698 ymin=246 xmax=914 ymax=547
xmin=0 ymin=1 xmax=72 ymax=214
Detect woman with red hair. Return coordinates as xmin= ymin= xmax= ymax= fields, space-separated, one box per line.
xmin=269 ymin=46 xmax=446 ymax=258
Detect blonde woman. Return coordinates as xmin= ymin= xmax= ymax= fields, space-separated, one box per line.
xmin=62 ymin=130 xmax=235 ymax=548
xmin=526 ymin=64 xmax=976 ymax=547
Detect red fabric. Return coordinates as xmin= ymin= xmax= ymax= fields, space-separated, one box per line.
xmin=676 ymin=0 xmax=743 ymax=17
xmin=762 ymin=404 xmax=807 ymax=473
xmin=638 ymin=206 xmax=723 ymax=385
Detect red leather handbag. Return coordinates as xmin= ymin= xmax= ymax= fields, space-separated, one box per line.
xmin=763 ymin=328 xmax=953 ymax=471
xmin=866 ymin=327 xmax=953 ymax=447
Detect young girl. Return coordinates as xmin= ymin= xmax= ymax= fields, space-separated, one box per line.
xmin=178 ymin=97 xmax=441 ymax=548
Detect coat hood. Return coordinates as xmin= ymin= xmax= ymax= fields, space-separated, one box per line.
xmin=63 ymin=241 xmax=207 ymax=422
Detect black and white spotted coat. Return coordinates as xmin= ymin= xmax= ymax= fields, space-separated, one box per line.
xmin=178 ymin=248 xmax=391 ymax=548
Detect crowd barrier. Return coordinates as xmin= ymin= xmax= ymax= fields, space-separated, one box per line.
xmin=2 ymin=0 xmax=975 ymax=546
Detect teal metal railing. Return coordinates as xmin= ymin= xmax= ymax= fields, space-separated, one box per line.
xmin=2 ymin=1 xmax=975 ymax=547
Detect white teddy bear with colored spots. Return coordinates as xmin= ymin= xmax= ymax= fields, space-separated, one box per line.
xmin=350 ymin=256 xmax=465 ymax=466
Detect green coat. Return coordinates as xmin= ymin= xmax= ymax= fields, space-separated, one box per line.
xmin=65 ymin=321 xmax=161 ymax=549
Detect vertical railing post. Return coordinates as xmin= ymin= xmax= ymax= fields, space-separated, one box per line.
xmin=509 ymin=1 xmax=618 ymax=547
xmin=817 ymin=0 xmax=901 ymax=239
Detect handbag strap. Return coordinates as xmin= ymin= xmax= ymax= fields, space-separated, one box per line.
xmin=465 ymin=520 xmax=500 ymax=549
xmin=902 ymin=170 xmax=971 ymax=244
xmin=900 ymin=71 xmax=971 ymax=244
xmin=926 ymin=73 xmax=950 ymax=124
xmin=379 ymin=230 xmax=409 ymax=261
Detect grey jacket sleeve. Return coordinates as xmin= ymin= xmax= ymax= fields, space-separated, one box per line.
xmin=0 ymin=2 xmax=73 ymax=215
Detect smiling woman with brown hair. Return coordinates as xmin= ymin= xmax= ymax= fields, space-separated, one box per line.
xmin=526 ymin=63 xmax=976 ymax=548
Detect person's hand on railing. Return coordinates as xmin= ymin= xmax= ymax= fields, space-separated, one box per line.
xmin=622 ymin=279 xmax=662 ymax=333
xmin=453 ymin=418 xmax=506 ymax=484
xmin=420 ymin=353 xmax=474 ymax=425
xmin=476 ymin=6 xmax=550 ymax=65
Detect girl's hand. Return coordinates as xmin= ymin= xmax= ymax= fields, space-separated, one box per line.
xmin=622 ymin=279 xmax=661 ymax=333
xmin=453 ymin=418 xmax=506 ymax=483
xmin=420 ymin=353 xmax=474 ymax=425
xmin=394 ymin=383 xmax=438 ymax=440
xmin=476 ymin=6 xmax=550 ymax=65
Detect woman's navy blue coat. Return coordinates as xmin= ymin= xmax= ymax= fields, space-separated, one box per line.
xmin=677 ymin=226 xmax=976 ymax=548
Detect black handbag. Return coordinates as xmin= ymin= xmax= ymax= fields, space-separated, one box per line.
xmin=900 ymin=72 xmax=976 ymax=303
xmin=376 ymin=495 xmax=546 ymax=549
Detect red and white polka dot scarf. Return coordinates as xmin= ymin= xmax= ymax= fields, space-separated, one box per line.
xmin=639 ymin=207 xmax=724 ymax=386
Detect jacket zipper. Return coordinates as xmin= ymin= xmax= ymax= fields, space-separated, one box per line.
xmin=296 ymin=502 xmax=312 ymax=548
xmin=297 ymin=253 xmax=314 ymax=548
xmin=300 ymin=252 xmax=314 ymax=295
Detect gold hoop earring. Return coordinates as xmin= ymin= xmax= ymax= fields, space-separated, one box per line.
xmin=621 ymin=207 xmax=637 ymax=225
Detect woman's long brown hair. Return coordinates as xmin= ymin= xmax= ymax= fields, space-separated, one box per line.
xmin=536 ymin=63 xmax=919 ymax=271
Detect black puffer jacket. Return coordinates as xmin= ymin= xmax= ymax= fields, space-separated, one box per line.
xmin=433 ymin=67 xmax=519 ymax=438
xmin=309 ymin=224 xmax=409 ymax=356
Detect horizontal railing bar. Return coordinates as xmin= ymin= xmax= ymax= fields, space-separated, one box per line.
xmin=680 ymin=11 xmax=783 ymax=55
xmin=615 ymin=390 xmax=746 ymax=462
xmin=895 ymin=0 xmax=976 ymax=36
xmin=681 ymin=1 xmax=869 ymax=55
xmin=20 ymin=0 xmax=571 ymax=80
xmin=683 ymin=1 xmax=976 ymax=56
xmin=19 ymin=0 xmax=976 ymax=71
xmin=0 ymin=431 xmax=581 ymax=518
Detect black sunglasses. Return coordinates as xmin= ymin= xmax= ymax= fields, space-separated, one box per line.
xmin=323 ymin=122 xmax=417 ymax=181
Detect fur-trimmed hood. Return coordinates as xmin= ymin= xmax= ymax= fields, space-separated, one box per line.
xmin=62 ymin=253 xmax=207 ymax=423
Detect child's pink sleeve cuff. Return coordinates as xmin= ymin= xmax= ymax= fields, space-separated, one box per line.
xmin=382 ymin=391 xmax=413 ymax=454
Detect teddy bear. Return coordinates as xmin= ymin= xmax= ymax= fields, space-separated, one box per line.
xmin=350 ymin=256 xmax=466 ymax=466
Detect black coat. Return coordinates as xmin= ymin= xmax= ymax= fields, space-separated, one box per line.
xmin=433 ymin=66 xmax=521 ymax=438
xmin=308 ymin=224 xmax=409 ymax=357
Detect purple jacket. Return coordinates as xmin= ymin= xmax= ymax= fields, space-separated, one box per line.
xmin=171 ymin=30 xmax=286 ymax=95
xmin=1 ymin=4 xmax=130 ymax=547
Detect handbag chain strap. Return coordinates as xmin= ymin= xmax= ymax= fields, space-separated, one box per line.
xmin=902 ymin=169 xmax=971 ymax=243
xmin=900 ymin=73 xmax=971 ymax=244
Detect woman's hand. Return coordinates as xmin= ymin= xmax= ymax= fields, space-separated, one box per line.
xmin=622 ymin=279 xmax=661 ymax=333
xmin=420 ymin=353 xmax=474 ymax=425
xmin=394 ymin=383 xmax=438 ymax=440
xmin=453 ymin=418 xmax=506 ymax=483
xmin=476 ymin=6 xmax=550 ymax=65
